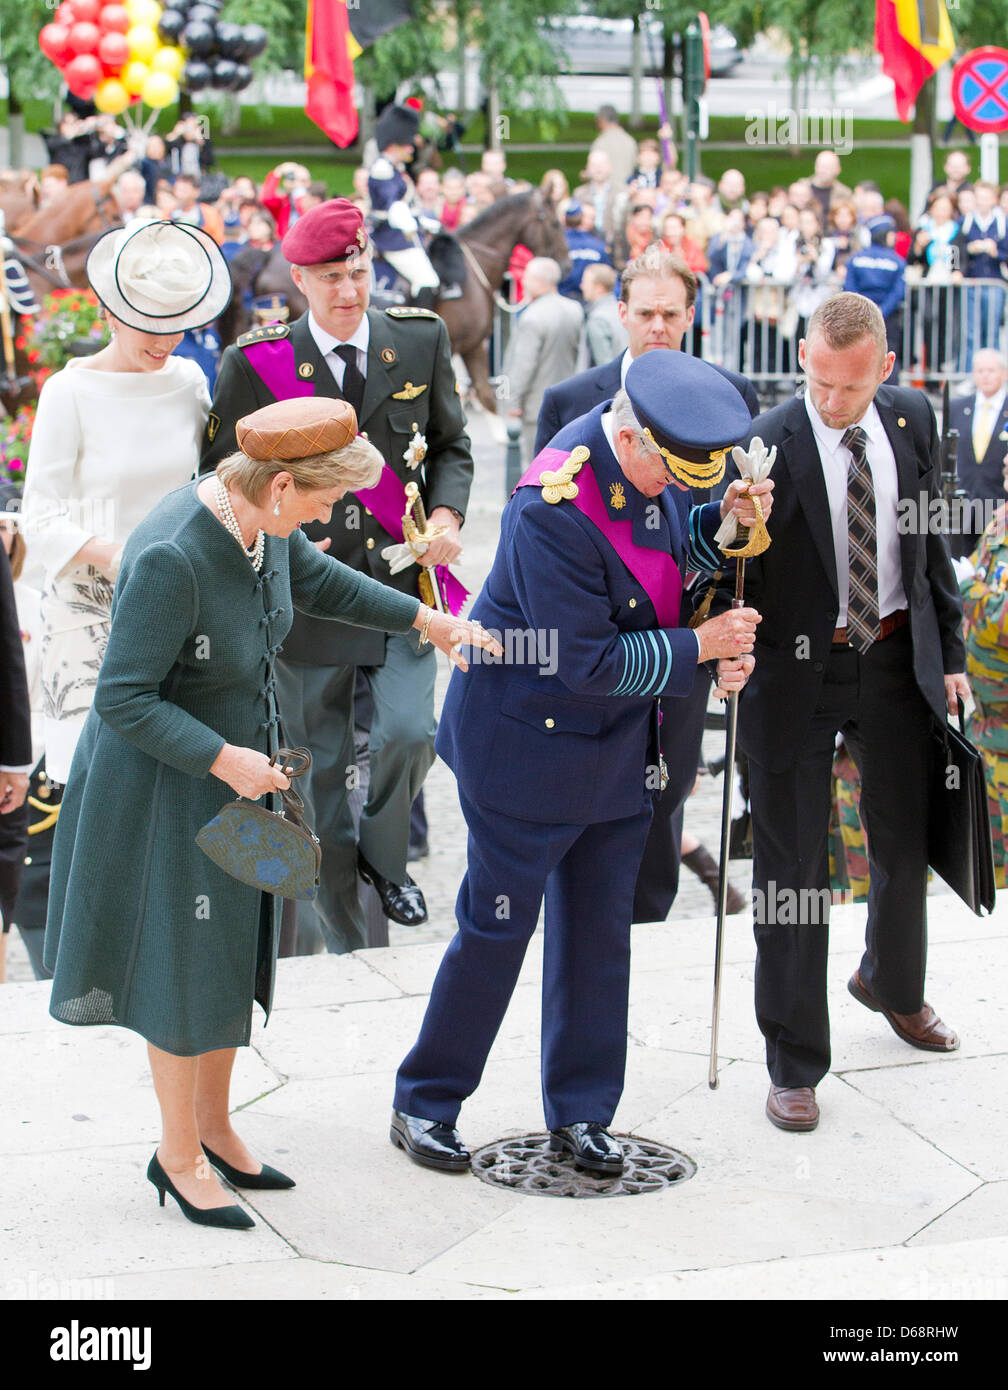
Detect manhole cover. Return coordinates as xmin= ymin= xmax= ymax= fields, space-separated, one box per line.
xmin=470 ymin=1132 xmax=697 ymax=1198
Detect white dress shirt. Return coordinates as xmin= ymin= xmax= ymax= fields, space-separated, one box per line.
xmin=307 ymin=311 xmax=370 ymax=389
xmin=804 ymin=391 xmax=908 ymax=626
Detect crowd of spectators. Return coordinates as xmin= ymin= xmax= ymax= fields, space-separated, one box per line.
xmin=8 ymin=103 xmax=1008 ymax=384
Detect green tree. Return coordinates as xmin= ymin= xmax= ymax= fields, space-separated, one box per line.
xmin=0 ymin=0 xmax=62 ymax=166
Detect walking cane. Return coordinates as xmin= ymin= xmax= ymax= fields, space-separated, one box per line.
xmin=708 ymin=442 xmax=775 ymax=1089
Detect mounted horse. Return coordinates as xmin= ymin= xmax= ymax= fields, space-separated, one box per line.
xmin=431 ymin=189 xmax=570 ymax=412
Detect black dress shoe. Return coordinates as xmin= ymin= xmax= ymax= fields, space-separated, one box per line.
xmin=357 ymin=850 xmax=428 ymax=925
xmin=549 ymin=1122 xmax=625 ymax=1175
xmin=390 ymin=1110 xmax=470 ymax=1172
xmin=201 ymin=1143 xmax=296 ymax=1190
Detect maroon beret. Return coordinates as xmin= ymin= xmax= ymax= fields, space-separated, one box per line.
xmin=281 ymin=198 xmax=368 ymax=266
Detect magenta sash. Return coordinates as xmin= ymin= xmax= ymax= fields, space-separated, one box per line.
xmin=517 ymin=447 xmax=683 ymax=627
xmin=243 ymin=335 xmax=468 ymax=615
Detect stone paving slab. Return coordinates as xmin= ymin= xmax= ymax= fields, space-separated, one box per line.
xmin=2 ymin=894 xmax=1005 ymax=1301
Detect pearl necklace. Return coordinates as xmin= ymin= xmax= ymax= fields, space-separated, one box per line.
xmin=215 ymin=476 xmax=265 ymax=572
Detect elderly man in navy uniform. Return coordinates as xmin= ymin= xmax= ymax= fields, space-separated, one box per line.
xmin=391 ymin=351 xmax=773 ymax=1174
xmin=200 ymin=199 xmax=473 ymax=951
xmin=368 ymin=104 xmax=440 ymax=309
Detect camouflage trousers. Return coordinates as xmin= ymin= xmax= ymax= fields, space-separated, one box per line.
xmin=828 ymin=748 xmax=869 ymax=904
xmin=969 ymin=715 xmax=1008 ymax=891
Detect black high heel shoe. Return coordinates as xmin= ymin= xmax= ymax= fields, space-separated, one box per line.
xmin=201 ymin=1143 xmax=296 ymax=1190
xmin=147 ymin=1152 xmax=255 ymax=1229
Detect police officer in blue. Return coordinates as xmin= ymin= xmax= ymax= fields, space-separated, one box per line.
xmin=843 ymin=215 xmax=906 ymax=354
xmin=558 ymin=199 xmax=611 ymax=302
xmin=368 ymin=104 xmax=440 ymax=309
xmin=391 ymin=350 xmax=773 ymax=1174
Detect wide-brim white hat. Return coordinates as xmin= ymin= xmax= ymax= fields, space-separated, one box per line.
xmin=86 ymin=219 xmax=232 ymax=334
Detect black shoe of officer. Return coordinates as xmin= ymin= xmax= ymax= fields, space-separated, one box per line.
xmin=548 ymin=1122 xmax=625 ymax=1175
xmin=390 ymin=1110 xmax=471 ymax=1172
xmin=357 ymin=850 xmax=428 ymax=925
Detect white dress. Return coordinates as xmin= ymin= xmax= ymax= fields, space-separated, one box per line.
xmin=21 ymin=354 xmax=210 ymax=782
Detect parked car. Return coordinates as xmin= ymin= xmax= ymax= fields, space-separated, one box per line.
xmin=541 ymin=15 xmax=744 ymax=79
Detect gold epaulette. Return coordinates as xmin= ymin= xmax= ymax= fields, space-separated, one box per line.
xmin=236 ymin=323 xmax=291 ymax=349
xmin=540 ymin=445 xmax=589 ymax=504
xmin=385 ymin=306 xmax=439 ymax=319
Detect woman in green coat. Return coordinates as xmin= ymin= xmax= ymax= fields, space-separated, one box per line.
xmin=44 ymin=395 xmax=496 ymax=1230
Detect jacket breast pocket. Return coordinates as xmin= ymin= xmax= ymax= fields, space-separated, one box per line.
xmin=387 ymin=404 xmax=429 ymax=440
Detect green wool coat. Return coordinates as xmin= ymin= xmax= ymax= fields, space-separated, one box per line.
xmin=43 ymin=481 xmax=419 ymax=1056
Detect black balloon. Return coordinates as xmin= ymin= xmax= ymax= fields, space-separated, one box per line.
xmin=242 ymin=24 xmax=268 ymax=58
xmin=181 ymin=20 xmax=216 ymax=57
xmin=181 ymin=59 xmax=212 ymax=91
xmin=161 ymin=0 xmax=192 ymax=10
xmin=157 ymin=11 xmax=186 ymax=42
xmin=232 ymin=63 xmax=253 ymax=92
xmin=215 ymin=23 xmax=248 ymax=61
xmin=211 ymin=58 xmax=239 ymax=89
xmin=188 ymin=4 xmax=220 ymax=23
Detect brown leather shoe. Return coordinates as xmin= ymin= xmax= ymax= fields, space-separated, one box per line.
xmin=848 ymin=971 xmax=959 ymax=1052
xmin=766 ymin=1085 xmax=819 ymax=1132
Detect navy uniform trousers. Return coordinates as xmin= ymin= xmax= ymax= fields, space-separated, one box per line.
xmin=394 ymin=791 xmax=653 ymax=1130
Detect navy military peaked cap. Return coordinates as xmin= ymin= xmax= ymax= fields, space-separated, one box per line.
xmin=624 ymin=349 xmax=752 ymax=486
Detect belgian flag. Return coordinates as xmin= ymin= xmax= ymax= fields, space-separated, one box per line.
xmin=875 ymin=0 xmax=955 ymax=121
xmin=305 ymin=0 xmax=414 ymax=147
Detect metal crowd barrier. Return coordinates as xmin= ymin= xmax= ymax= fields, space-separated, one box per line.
xmin=700 ymin=275 xmax=1008 ymax=393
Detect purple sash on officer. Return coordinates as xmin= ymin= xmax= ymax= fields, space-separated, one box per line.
xmin=243 ymin=336 xmax=468 ymax=615
xmin=517 ymin=447 xmax=683 ymax=627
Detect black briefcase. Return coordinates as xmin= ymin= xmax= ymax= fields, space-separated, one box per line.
xmin=927 ymin=700 xmax=996 ymax=915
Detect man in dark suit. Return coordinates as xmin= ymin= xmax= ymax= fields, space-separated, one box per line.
xmin=392 ymin=351 xmax=769 ymax=1175
xmin=949 ymin=350 xmax=1008 ymax=552
xmin=726 ymin=293 xmax=968 ymax=1133
xmin=535 ymin=249 xmax=759 ymax=923
xmin=201 ymin=199 xmax=473 ymax=953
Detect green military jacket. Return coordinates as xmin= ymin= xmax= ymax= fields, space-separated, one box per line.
xmin=200 ymin=306 xmax=473 ymax=666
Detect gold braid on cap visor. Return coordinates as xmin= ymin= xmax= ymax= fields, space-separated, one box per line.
xmin=642 ymin=430 xmax=728 ymax=487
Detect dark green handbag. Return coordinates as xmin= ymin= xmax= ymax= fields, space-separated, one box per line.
xmin=196 ymin=748 xmax=321 ymax=901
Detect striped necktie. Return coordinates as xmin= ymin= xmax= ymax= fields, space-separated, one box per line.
xmin=842 ymin=425 xmax=879 ymax=654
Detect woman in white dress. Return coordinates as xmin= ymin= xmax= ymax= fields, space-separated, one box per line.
xmin=21 ymin=219 xmax=231 ymax=784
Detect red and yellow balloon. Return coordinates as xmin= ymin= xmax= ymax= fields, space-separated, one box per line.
xmin=39 ymin=0 xmax=181 ymax=109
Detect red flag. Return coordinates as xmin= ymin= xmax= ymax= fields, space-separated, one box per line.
xmin=305 ymin=0 xmax=357 ymax=147
xmin=875 ymin=0 xmax=955 ymax=121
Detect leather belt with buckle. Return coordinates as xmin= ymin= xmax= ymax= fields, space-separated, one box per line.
xmin=832 ymin=609 xmax=909 ymax=647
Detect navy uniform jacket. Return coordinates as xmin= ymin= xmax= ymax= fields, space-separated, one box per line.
xmin=368 ymin=156 xmax=412 ymax=254
xmin=436 ymin=404 xmax=724 ymax=825
xmin=534 ymin=353 xmax=759 ymax=457
xmin=558 ymin=229 xmax=611 ymax=300
xmin=843 ymin=247 xmax=906 ymax=321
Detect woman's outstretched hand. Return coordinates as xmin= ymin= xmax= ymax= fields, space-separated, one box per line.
xmin=414 ymin=606 xmax=504 ymax=671
xmin=210 ymin=745 xmax=293 ymax=799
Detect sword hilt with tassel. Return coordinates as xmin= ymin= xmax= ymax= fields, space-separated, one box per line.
xmin=403 ymin=481 xmax=446 ymax=613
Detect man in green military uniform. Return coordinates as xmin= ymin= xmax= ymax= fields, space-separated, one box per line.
xmin=201 ymin=198 xmax=473 ymax=950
